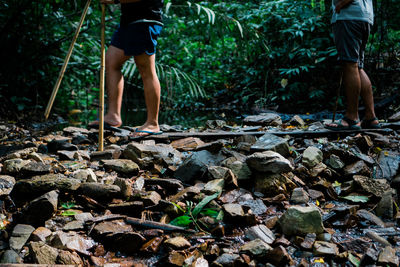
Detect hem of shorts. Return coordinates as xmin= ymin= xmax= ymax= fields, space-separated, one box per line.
xmin=337 ymin=57 xmax=364 ymax=68
xmin=128 ymin=19 xmax=164 ymax=26
xmin=331 ymin=18 xmax=373 ymax=25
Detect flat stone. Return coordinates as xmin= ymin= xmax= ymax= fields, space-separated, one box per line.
xmin=114 ymin=177 xmax=133 ymax=198
xmin=246 ymin=151 xmax=294 ymax=173
xmin=313 ymin=241 xmax=338 ymax=256
xmin=302 ymin=146 xmax=323 ymax=168
xmin=90 ymin=149 xmax=121 ymax=161
xmin=289 ymin=115 xmax=305 ymax=126
xmin=74 ymin=212 xmax=94 ymax=222
xmin=375 ymin=190 xmax=394 ymax=219
xmin=376 ymin=151 xmax=400 ymax=181
xmin=142 ymin=191 xmax=162 ymax=206
xmin=73 ymin=168 xmax=97 ymax=182
xmin=250 ymin=133 xmax=290 ymax=157
xmin=77 ymin=183 xmax=120 ymax=200
xmin=222 ymin=158 xmax=252 ymax=180
xmin=9 ymin=224 xmax=35 ymax=251
xmin=57 ymin=250 xmax=83 ymax=265
xmin=267 ymin=245 xmax=294 ymax=266
xmin=243 ymin=113 xmax=282 ymax=126
xmin=28 ymin=241 xmax=59 ymax=264
xmin=278 ymin=206 xmax=324 ymax=236
xmin=245 ymin=224 xmax=275 ymax=244
xmin=20 ymin=161 xmax=51 ymax=176
xmin=0 ymin=249 xmax=23 ymax=264
xmin=344 ymin=160 xmax=371 ymax=176
xmin=377 ymin=246 xmax=399 ymax=267
xmin=202 ymin=178 xmax=225 ymax=194
xmin=213 ymin=253 xmax=240 ymax=266
xmin=0 ymin=175 xmax=16 ymax=196
xmin=357 ymin=209 xmax=386 ymax=227
xmin=239 ymin=199 xmax=267 ymax=216
xmin=47 ymin=139 xmax=77 ymax=153
xmin=300 ymin=233 xmax=316 ymax=250
xmin=353 ymin=175 xmax=391 ymax=197
xmin=4 ymin=147 xmax=37 ymax=160
xmin=240 ymin=238 xmax=272 ymax=257
xmin=174 ymin=150 xmax=225 ymax=182
xmin=63 ymin=126 xmax=90 ymax=134
xmin=327 ymin=154 xmax=345 ymax=169
xmin=101 ymin=159 xmax=140 ymax=175
xmin=388 ymin=111 xmax=400 ymax=121
xmin=171 ymin=137 xmax=205 ymax=151
xmin=290 ymin=187 xmax=309 ymax=204
xmin=168 ymin=251 xmax=186 ymax=266
xmin=164 ymin=236 xmax=191 ymax=249
xmin=254 ymin=173 xmax=296 ymax=196
xmin=63 ymin=220 xmax=85 ymax=231
xmin=49 ymin=231 xmax=95 ymax=255
xmin=223 ymin=203 xmax=245 ymax=218
xmin=144 ymin=178 xmax=184 ymax=194
xmin=31 ymin=227 xmax=52 ymax=242
xmin=3 ymin=159 xmax=31 ymax=174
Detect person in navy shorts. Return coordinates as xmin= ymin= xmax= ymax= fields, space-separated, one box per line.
xmin=94 ymin=0 xmax=164 ymax=137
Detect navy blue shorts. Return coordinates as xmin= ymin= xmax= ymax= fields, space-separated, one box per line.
xmin=111 ymin=23 xmax=163 ymax=56
xmin=332 ymin=20 xmax=370 ymax=69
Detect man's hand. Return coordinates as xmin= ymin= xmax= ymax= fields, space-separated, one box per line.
xmin=335 ymin=0 xmax=354 ymax=13
xmin=100 ymin=0 xmax=115 ymax=4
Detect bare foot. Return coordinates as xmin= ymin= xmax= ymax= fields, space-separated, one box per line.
xmin=130 ymin=123 xmax=161 ymax=137
xmin=89 ymin=113 xmax=122 ymax=127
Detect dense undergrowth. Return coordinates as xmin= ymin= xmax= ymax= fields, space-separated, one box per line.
xmin=0 ymin=0 xmax=399 ymax=124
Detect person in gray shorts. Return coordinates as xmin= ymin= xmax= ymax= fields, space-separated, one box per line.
xmin=326 ymin=0 xmax=381 ymax=130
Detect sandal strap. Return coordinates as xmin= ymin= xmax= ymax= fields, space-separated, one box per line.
xmin=342 ymin=116 xmax=360 ymax=126
xmin=362 ymin=117 xmax=378 ymax=122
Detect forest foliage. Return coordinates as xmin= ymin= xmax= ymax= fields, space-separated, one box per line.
xmin=0 ymin=0 xmax=399 ymax=123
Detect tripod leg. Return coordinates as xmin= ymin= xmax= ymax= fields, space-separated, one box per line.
xmin=44 ymin=0 xmax=92 ymax=120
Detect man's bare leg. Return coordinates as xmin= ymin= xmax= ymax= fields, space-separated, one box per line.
xmin=359 ymin=68 xmax=379 ymax=125
xmin=131 ymin=53 xmax=161 ymax=136
xmin=90 ymin=45 xmax=130 ymax=127
xmin=326 ymin=62 xmax=361 ymax=128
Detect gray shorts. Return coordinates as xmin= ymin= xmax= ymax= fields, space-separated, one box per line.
xmin=332 ymin=20 xmax=370 ymax=69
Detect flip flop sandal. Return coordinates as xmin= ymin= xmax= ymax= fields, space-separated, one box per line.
xmin=129 ymin=129 xmax=163 ymax=140
xmin=325 ymin=116 xmax=361 ymax=131
xmin=361 ymin=117 xmax=381 ymax=129
xmin=88 ymin=122 xmax=122 ymax=132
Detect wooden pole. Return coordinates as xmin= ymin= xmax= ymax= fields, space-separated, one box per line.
xmin=99 ymin=4 xmax=106 ymax=151
xmin=332 ymin=71 xmax=343 ymax=123
xmin=44 ymin=0 xmax=91 ymax=120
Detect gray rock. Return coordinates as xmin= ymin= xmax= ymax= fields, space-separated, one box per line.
xmin=77 ymin=183 xmax=120 ymax=200
xmin=28 ymin=152 xmax=44 ymax=163
xmin=245 ymin=224 xmax=275 ymax=244
xmin=344 ymin=160 xmax=371 ymax=176
xmin=144 ymin=178 xmax=184 ymax=193
xmin=90 ymin=149 xmax=121 ymax=161
xmin=213 ymin=253 xmax=240 ymax=267
xmin=378 ymin=246 xmax=399 ymax=267
xmin=375 ymin=191 xmax=394 ymax=219
xmin=101 ymin=159 xmax=140 ymax=175
xmin=376 ymin=151 xmax=400 ymax=181
xmin=313 ymin=241 xmax=338 ymax=256
xmin=73 ymin=168 xmax=97 ymax=182
xmin=254 ymin=173 xmax=296 ymax=196
xmin=31 ymin=227 xmax=52 ymax=242
xmin=240 ymin=238 xmax=272 ymax=257
xmin=28 ymin=241 xmax=59 ymax=264
xmin=327 ymin=154 xmax=345 ymax=169
xmin=21 ymin=190 xmax=58 ymax=226
xmin=221 ymin=157 xmax=251 ymax=180
xmin=357 ymin=209 xmax=385 ymax=227
xmin=142 ymin=191 xmax=162 ymax=206
xmin=0 ymin=249 xmax=23 ymax=264
xmin=302 ymin=146 xmax=323 ymax=168
xmin=278 ymin=206 xmax=324 ymax=236
xmin=74 ymin=212 xmax=94 ymax=222
xmin=47 ymin=139 xmax=77 ymax=153
xmin=114 ymin=177 xmax=133 ymax=198
xmin=223 ymin=203 xmax=245 ymax=218
xmin=9 ymin=224 xmax=35 ymax=251
xmin=239 ymin=199 xmax=267 ymax=216
xmin=63 ymin=126 xmax=90 ymax=134
xmin=49 ymin=231 xmax=95 ymax=255
xmin=0 ymin=175 xmax=15 ymax=196
xmin=388 ymin=111 xmax=400 ymax=121
xmin=124 ymin=142 xmax=182 ymax=169
xmin=289 ymin=115 xmax=305 ymax=127
xmin=3 ymin=159 xmax=31 ymax=174
xmin=251 ymin=133 xmax=290 ymax=157
xmin=243 ymin=113 xmax=282 ymax=126
xmin=11 ymin=174 xmax=80 ymax=199
xmin=290 ymin=187 xmax=309 ymax=204
xmin=174 ymin=150 xmax=225 ymax=182
xmin=202 ymin=179 xmax=225 ymax=194
xmin=246 ymin=151 xmax=294 ymax=173
xmin=20 ymin=161 xmax=51 ymax=176
xmin=63 ymin=220 xmax=85 ymax=231
xmin=4 ymin=147 xmax=37 ymax=160
xmin=164 ymin=236 xmax=191 ymax=249
xmin=353 ymin=175 xmax=391 ymax=197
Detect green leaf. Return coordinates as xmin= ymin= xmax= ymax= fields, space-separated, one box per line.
xmin=169 ymin=215 xmax=192 ymax=227
xmin=61 ymin=210 xmax=78 ymax=216
xmin=192 ymin=192 xmax=219 ymax=217
xmin=348 ymin=253 xmax=360 ymax=267
xmin=341 ymin=195 xmax=369 ymax=203
xmin=61 ymin=202 xmax=76 ymax=209
xmin=200 ymin=208 xmax=219 ymax=218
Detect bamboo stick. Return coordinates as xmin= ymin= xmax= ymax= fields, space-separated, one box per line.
xmin=44 ymin=0 xmax=92 ymax=120
xmin=99 ymin=4 xmax=106 ymax=151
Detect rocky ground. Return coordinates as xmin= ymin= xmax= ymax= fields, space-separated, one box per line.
xmin=0 ymin=111 xmax=400 ymax=267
